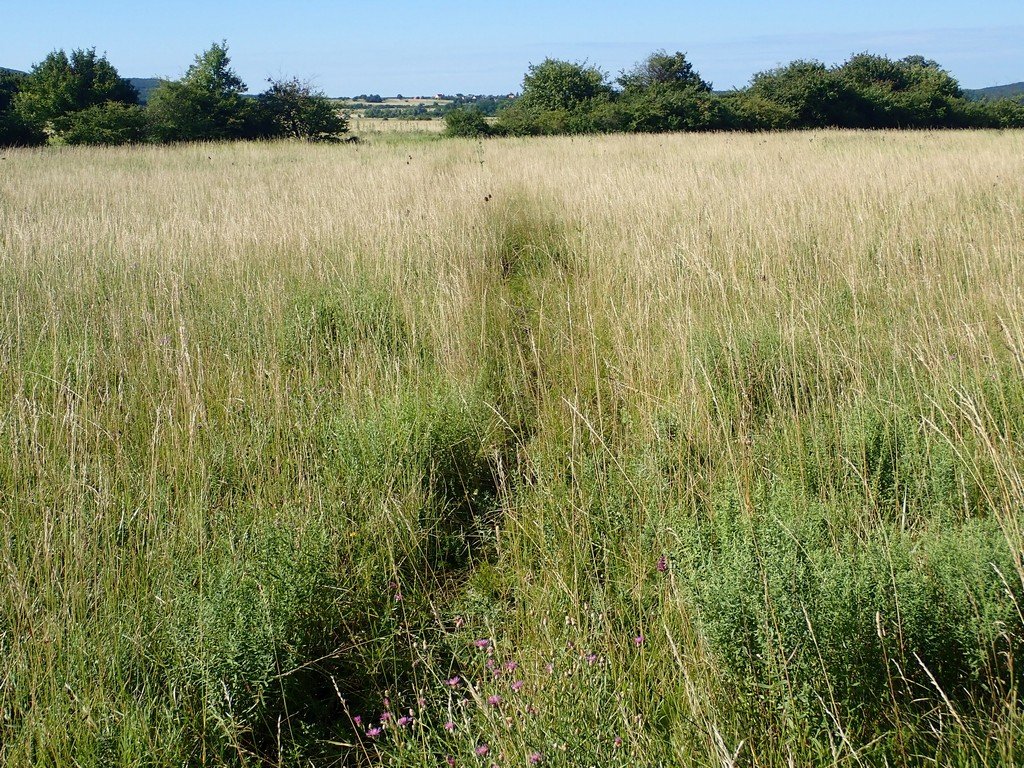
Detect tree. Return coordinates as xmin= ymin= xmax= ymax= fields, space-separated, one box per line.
xmin=748 ymin=60 xmax=858 ymax=128
xmin=836 ymin=53 xmax=969 ymax=128
xmin=13 ymin=49 xmax=137 ymax=138
xmin=618 ymin=51 xmax=711 ymax=93
xmin=496 ymin=59 xmax=612 ymax=135
xmin=443 ymin=106 xmax=491 ymax=137
xmin=519 ymin=58 xmax=611 ymax=112
xmin=259 ymin=78 xmax=348 ymax=141
xmin=0 ymin=70 xmax=45 ymax=146
xmin=615 ymin=51 xmax=717 ymax=132
xmin=147 ymin=41 xmax=256 ymax=142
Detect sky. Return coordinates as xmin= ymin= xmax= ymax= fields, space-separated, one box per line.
xmin=3 ymin=1 xmax=1022 ymax=96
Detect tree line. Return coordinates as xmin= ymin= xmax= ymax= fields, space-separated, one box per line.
xmin=0 ymin=43 xmax=347 ymax=147
xmin=3 ymin=44 xmax=1022 ymax=147
xmin=445 ymin=51 xmax=1024 ymax=137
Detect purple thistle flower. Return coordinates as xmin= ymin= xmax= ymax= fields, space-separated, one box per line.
xmin=444 ymin=720 xmax=455 ymax=731
xmin=487 ymin=695 xmax=502 ymax=707
xmin=634 ymin=635 xmax=645 ymax=646
xmin=586 ymin=653 xmax=598 ymax=665
xmin=504 ymin=661 xmax=518 ymax=671
xmin=353 ymin=715 xmax=362 ymax=726
xmin=380 ymin=712 xmax=392 ymax=722
xmin=657 ymin=555 xmax=668 ymax=573
xmin=474 ymin=639 xmax=490 ymax=649
xmin=397 ymin=715 xmax=411 ymax=727
xmin=366 ymin=726 xmax=382 ymax=738
xmin=446 ymin=675 xmax=461 ymax=687
xmin=613 ymin=736 xmax=623 ymax=748
xmin=475 ymin=744 xmax=489 ymax=756
xmin=511 ymin=680 xmax=524 ymax=692
xmin=446 ymin=757 xmax=456 ymax=767
xmin=529 ymin=753 xmax=543 ymax=764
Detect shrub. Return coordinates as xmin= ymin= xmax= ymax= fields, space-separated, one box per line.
xmin=683 ymin=482 xmax=1023 ymax=735
xmin=259 ymin=77 xmax=348 ymax=141
xmin=56 ymin=102 xmax=147 ymax=145
xmin=443 ymin=106 xmax=491 ymax=137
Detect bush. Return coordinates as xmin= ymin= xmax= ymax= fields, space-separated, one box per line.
xmin=685 ymin=482 xmax=1023 ymax=734
xmin=259 ymin=77 xmax=348 ymax=141
xmin=443 ymin=106 xmax=491 ymax=137
xmin=56 ymin=102 xmax=147 ymax=145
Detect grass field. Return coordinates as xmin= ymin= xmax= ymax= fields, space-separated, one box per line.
xmin=1 ymin=130 xmax=1023 ymax=767
xmin=348 ymin=116 xmax=446 ymax=134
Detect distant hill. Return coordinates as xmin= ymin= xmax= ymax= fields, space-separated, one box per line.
xmin=965 ymin=82 xmax=1024 ymax=101
xmin=128 ymin=77 xmax=162 ymax=104
xmin=0 ymin=67 xmax=27 ymax=77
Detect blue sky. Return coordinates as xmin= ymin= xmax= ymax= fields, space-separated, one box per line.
xmin=3 ymin=1 xmax=1022 ymax=95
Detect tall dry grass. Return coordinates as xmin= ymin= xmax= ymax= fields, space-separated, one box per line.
xmin=1 ymin=130 xmax=1023 ymax=766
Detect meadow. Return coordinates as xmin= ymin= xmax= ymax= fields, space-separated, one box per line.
xmin=1 ymin=129 xmax=1023 ymax=767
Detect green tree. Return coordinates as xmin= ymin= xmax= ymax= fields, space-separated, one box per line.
xmin=837 ymin=53 xmax=969 ymax=128
xmin=147 ymin=42 xmax=256 ymax=142
xmin=617 ymin=50 xmax=711 ymax=93
xmin=0 ymin=70 xmax=45 ymax=146
xmin=519 ymin=58 xmax=610 ymax=111
xmin=13 ymin=49 xmax=137 ymax=138
xmin=258 ymin=77 xmax=348 ymax=141
xmin=615 ymin=51 xmax=718 ymax=132
xmin=496 ymin=59 xmax=613 ymax=135
xmin=748 ymin=60 xmax=858 ymax=128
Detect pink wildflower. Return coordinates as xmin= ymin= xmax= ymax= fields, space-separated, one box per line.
xmin=487 ymin=695 xmax=502 ymax=707
xmin=474 ymin=639 xmax=490 ymax=649
xmin=447 ymin=675 xmax=461 ymax=687
xmin=657 ymin=555 xmax=668 ymax=573
xmin=511 ymin=680 xmax=524 ymax=692
xmin=529 ymin=753 xmax=543 ymax=764
xmin=366 ymin=726 xmax=382 ymax=738
xmin=475 ymin=744 xmax=490 ymax=756
xmin=444 ymin=720 xmax=456 ymax=731
xmin=634 ymin=635 xmax=645 ymax=646
xmin=397 ymin=715 xmax=411 ymax=727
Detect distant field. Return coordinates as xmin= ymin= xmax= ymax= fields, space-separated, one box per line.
xmin=335 ymin=96 xmax=454 ymax=120
xmin=2 ymin=131 xmax=1023 ymax=767
xmin=349 ymin=115 xmax=446 ymax=133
